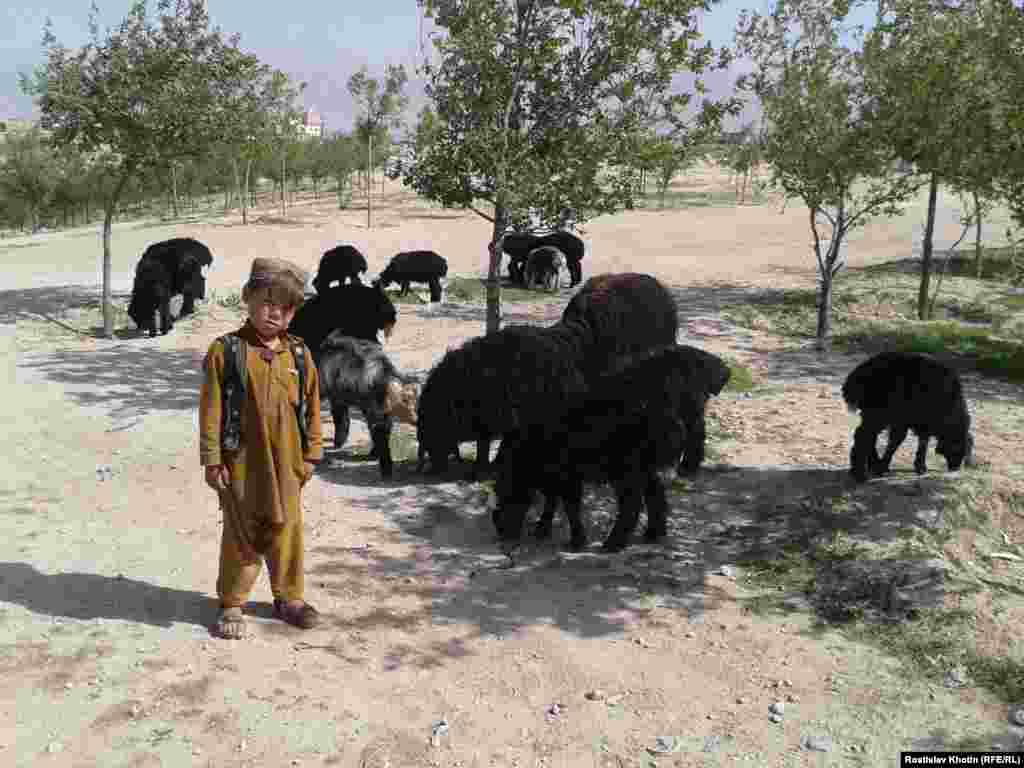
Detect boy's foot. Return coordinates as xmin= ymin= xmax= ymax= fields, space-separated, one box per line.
xmin=213 ymin=606 xmax=246 ymax=640
xmin=273 ymin=599 xmax=321 ymax=630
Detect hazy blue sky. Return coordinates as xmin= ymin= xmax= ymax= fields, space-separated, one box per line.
xmin=4 ymin=0 xmax=872 ymax=132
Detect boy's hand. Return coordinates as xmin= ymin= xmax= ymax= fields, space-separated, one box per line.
xmin=205 ymin=464 xmax=230 ymax=491
xmin=302 ymin=461 xmax=316 ymax=486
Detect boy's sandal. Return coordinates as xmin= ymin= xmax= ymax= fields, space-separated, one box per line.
xmin=213 ymin=606 xmax=246 ymax=640
xmin=273 ymin=599 xmax=321 ymax=629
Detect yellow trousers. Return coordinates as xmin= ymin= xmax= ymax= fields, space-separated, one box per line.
xmin=216 ymin=488 xmax=305 ymax=606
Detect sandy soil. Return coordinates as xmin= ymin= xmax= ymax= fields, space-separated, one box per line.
xmin=2 ymin=164 xmax=1022 ymax=767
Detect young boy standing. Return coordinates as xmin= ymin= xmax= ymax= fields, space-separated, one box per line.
xmin=199 ymin=257 xmax=324 ymax=639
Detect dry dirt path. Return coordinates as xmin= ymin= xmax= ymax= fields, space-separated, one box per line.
xmin=2 ymin=171 xmax=1022 ymax=767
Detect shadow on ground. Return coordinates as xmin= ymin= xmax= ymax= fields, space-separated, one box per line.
xmin=18 ymin=345 xmax=203 ymax=419
xmin=0 ymin=285 xmax=133 ymax=326
xmin=308 ymin=459 xmax=960 ymax=649
xmin=0 ymin=562 xmax=215 ymax=630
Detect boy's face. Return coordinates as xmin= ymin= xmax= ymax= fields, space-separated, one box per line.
xmin=246 ymin=288 xmax=297 ymax=340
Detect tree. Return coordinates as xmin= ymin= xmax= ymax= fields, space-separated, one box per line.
xmin=0 ymin=127 xmax=60 ymax=232
xmin=347 ymin=64 xmax=409 ymax=229
xmin=401 ymin=0 xmax=736 ymax=334
xmin=22 ymin=0 xmax=269 ymax=336
xmin=322 ymin=131 xmax=360 ymax=209
xmin=735 ymin=0 xmax=923 ymax=350
xmin=863 ymin=0 xmax=1013 ymax=318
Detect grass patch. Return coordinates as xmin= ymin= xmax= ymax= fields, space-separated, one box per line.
xmin=722 ymin=270 xmax=1024 ymax=383
xmin=444 ymin=276 xmax=560 ymax=304
xmin=636 ymin=187 xmax=769 ymax=210
xmin=722 ymin=357 xmax=756 ymax=393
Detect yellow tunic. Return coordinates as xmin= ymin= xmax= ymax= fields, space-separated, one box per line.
xmin=199 ymin=321 xmax=323 ymax=603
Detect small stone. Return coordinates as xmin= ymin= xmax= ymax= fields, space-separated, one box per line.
xmin=584 ymin=690 xmax=605 ymax=702
xmin=769 ymin=713 xmax=784 ymax=724
xmin=1010 ymin=706 xmax=1024 ymax=727
xmin=684 ymin=632 xmax=695 ymax=639
xmin=736 ymin=697 xmax=747 ymax=705
xmin=648 ymin=736 xmax=678 ymax=755
xmin=703 ymin=735 xmax=722 ymax=753
xmin=718 ymin=565 xmax=735 ymax=578
xmin=238 ymin=740 xmax=247 ymax=752
xmin=64 ymin=682 xmax=73 ymax=690
xmin=943 ymin=666 xmax=969 ymax=689
xmin=46 ymin=742 xmax=64 ymax=754
xmin=769 ymin=702 xmax=785 ymax=715
xmin=800 ymin=735 xmax=834 ymax=752
xmin=785 ymin=694 xmax=799 ymax=703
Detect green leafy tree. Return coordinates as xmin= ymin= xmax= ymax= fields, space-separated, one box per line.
xmin=0 ymin=127 xmax=60 ymax=232
xmin=347 ymin=64 xmax=409 ymax=228
xmin=735 ymin=0 xmax=923 ymax=349
xmin=322 ymin=131 xmax=360 ymax=209
xmin=22 ymin=0 xmax=270 ymax=337
xmin=402 ymin=0 xmax=736 ymax=334
xmin=863 ymin=0 xmax=1015 ymax=317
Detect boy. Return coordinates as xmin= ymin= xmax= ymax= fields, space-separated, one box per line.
xmin=199 ymin=257 xmax=324 ymax=639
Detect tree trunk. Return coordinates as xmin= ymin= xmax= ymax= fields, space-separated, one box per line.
xmin=367 ymin=133 xmax=373 ymax=229
xmin=101 ymin=169 xmax=133 ymax=339
xmin=242 ymin=160 xmax=251 ymax=226
xmin=917 ymin=173 xmax=940 ymax=320
xmin=170 ymin=164 xmax=180 ymax=218
xmin=486 ymin=205 xmax=510 ymax=335
xmin=280 ymin=152 xmax=287 ymax=217
xmin=815 ymin=263 xmax=834 ymax=351
xmin=973 ymin=188 xmax=984 ymax=279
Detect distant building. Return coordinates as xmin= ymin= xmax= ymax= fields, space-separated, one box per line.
xmin=300 ymin=108 xmax=323 ymax=139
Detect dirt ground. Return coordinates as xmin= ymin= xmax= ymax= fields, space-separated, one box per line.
xmin=2 ymin=163 xmax=1023 ymax=767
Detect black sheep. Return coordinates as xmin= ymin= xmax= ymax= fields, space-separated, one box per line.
xmin=127 ymin=237 xmax=213 ymax=336
xmin=379 ymin=250 xmax=449 ymax=302
xmin=524 ymin=246 xmax=566 ymax=292
xmin=491 ymin=344 xmax=701 ymax=553
xmin=312 ymin=245 xmax=368 ymax=292
xmin=288 ymin=281 xmax=397 ymax=368
xmin=666 ymin=345 xmax=731 ymax=476
xmin=561 ymin=272 xmax=679 ymax=378
xmin=415 ymin=321 xmax=594 ymax=478
xmin=842 ymin=351 xmax=975 ymax=482
xmin=501 ymin=230 xmax=585 ymax=287
xmin=501 ymin=233 xmax=542 ymax=286
xmin=318 ymin=333 xmax=419 ymax=479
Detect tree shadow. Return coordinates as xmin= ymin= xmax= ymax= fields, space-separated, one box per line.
xmin=307 ymin=461 xmax=961 ymax=650
xmin=0 ymin=285 xmax=134 ymax=326
xmin=18 ymin=344 xmax=203 ymax=419
xmin=0 ymin=562 xmax=215 ymax=630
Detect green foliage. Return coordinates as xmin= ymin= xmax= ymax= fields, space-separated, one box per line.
xmin=735 ymin=0 xmax=925 ymax=346
xmin=0 ymin=128 xmax=59 ymax=231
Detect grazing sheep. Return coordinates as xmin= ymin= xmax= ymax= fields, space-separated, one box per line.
xmin=536 ymin=231 xmax=584 ymax=287
xmin=561 ymin=272 xmax=679 ymax=378
xmin=379 ymin=250 xmax=449 ymax=302
xmin=288 ymin=281 xmax=397 ymax=368
xmin=501 ymin=230 xmax=586 ymax=287
xmin=318 ymin=332 xmax=419 ymax=479
xmin=491 ymin=344 xmax=701 ymax=553
xmin=523 ymin=246 xmax=565 ymax=292
xmin=501 ymin=232 xmax=542 ymax=286
xmin=415 ymin=321 xmax=594 ymax=478
xmin=842 ymin=351 xmax=975 ymax=482
xmin=127 ymin=237 xmax=213 ymax=336
xmin=312 ymin=245 xmax=369 ymax=292
xmin=668 ymin=345 xmax=732 ymax=476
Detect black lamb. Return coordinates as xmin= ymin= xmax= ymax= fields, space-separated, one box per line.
xmin=501 ymin=230 xmax=585 ymax=287
xmin=415 ymin=321 xmax=594 ymax=478
xmin=127 ymin=237 xmax=213 ymax=336
xmin=491 ymin=344 xmax=701 ymax=553
xmin=669 ymin=345 xmax=732 ymax=476
xmin=378 ymin=250 xmax=449 ymax=302
xmin=288 ymin=281 xmax=397 ymax=368
xmin=312 ymin=245 xmax=368 ymax=292
xmin=318 ymin=332 xmax=419 ymax=479
xmin=536 ymin=231 xmax=584 ymax=287
xmin=842 ymin=351 xmax=975 ymax=483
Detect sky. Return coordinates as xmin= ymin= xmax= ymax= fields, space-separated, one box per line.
xmin=2 ymin=0 xmax=875 ymax=133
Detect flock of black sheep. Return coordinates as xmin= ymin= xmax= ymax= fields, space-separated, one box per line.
xmin=128 ymin=236 xmax=977 ymax=554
